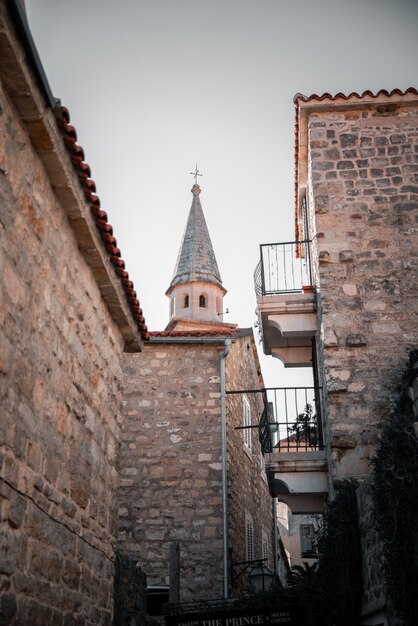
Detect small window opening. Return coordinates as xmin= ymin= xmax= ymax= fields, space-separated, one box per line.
xmin=199 ymin=295 xmax=206 ymax=308
xmin=300 ymin=524 xmax=317 ymax=557
xmin=184 ymin=295 xmax=189 ymax=308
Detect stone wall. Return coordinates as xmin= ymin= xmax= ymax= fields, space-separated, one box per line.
xmin=118 ymin=332 xmax=274 ymax=600
xmin=225 ymin=335 xmax=274 ymax=594
xmin=306 ymin=101 xmax=418 ymax=479
xmin=118 ymin=340 xmax=225 ymax=601
xmin=0 ymin=70 xmax=127 ymax=624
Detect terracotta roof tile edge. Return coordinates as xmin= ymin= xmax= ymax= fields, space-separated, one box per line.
xmin=54 ymin=105 xmax=149 ymax=341
xmin=293 ymin=87 xmax=418 ymax=104
xmin=149 ymin=329 xmax=239 ymax=337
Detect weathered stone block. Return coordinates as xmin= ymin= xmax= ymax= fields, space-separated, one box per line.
xmin=0 ymin=529 xmax=18 ymax=575
xmin=346 ymin=334 xmax=367 ymax=347
xmin=330 ymin=432 xmax=356 ymax=448
xmin=340 ymin=133 xmax=358 ymax=148
xmin=327 ymin=380 xmax=348 ymax=393
xmin=7 ymin=494 xmax=26 ymax=529
xmin=62 ymin=559 xmax=81 ymax=590
xmin=339 ymin=249 xmax=354 ymax=262
xmin=324 ymin=329 xmax=338 ymax=347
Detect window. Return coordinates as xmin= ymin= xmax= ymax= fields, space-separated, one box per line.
xmin=300 ymin=523 xmax=316 ymax=557
xmin=184 ymin=294 xmax=189 ymax=308
xmin=199 ymin=294 xmax=206 ymax=307
xmin=245 ymin=514 xmax=254 ymax=561
xmin=243 ymin=395 xmax=252 ymax=451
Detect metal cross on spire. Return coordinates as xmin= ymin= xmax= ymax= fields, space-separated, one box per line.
xmin=190 ymin=164 xmax=202 ymax=185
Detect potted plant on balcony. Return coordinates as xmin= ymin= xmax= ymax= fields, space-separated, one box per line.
xmin=302 ymin=285 xmax=314 ymax=294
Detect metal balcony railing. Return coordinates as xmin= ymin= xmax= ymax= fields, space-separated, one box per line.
xmin=227 ymin=386 xmax=323 ymax=454
xmin=266 ymin=386 xmax=323 ymax=452
xmin=254 ymin=240 xmax=313 ymax=296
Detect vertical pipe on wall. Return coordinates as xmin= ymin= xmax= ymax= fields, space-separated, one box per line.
xmin=272 ymin=497 xmax=278 ymax=579
xmin=220 ymin=338 xmax=231 ymax=599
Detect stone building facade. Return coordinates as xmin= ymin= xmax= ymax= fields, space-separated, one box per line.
xmin=118 ymin=185 xmax=274 ymax=604
xmin=297 ymin=89 xmax=418 ymax=484
xmin=255 ymin=88 xmax=418 ymax=625
xmin=118 ymin=329 xmax=273 ymax=602
xmin=224 ymin=333 xmax=275 ymax=582
xmin=0 ymin=2 xmax=147 ymax=623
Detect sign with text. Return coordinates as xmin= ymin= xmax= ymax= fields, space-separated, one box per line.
xmin=165 ymin=605 xmax=302 ymax=626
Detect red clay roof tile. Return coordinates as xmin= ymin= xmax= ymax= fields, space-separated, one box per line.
xmin=149 ymin=328 xmax=239 ymax=338
xmin=55 ymin=105 xmax=149 ymax=340
xmin=293 ymin=87 xmax=418 ymax=104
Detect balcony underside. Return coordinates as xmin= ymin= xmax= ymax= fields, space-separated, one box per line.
xmin=256 ymin=293 xmax=317 ymax=367
xmin=266 ymin=451 xmax=328 ymax=513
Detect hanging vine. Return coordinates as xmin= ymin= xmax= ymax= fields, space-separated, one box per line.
xmin=371 ymin=349 xmax=418 ymax=625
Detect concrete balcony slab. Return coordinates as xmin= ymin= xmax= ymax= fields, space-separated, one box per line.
xmin=265 ymin=450 xmax=328 ymax=513
xmin=256 ymin=293 xmax=317 ymax=366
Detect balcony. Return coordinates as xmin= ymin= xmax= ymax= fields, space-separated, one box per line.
xmin=265 ymin=386 xmax=327 ymax=514
xmin=254 ymin=241 xmax=317 ymax=367
xmin=228 ymin=386 xmax=328 ymax=514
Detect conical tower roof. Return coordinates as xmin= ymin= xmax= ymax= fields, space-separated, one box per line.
xmin=166 ymin=184 xmax=225 ymax=295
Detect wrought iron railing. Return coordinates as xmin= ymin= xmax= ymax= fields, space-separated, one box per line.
xmin=254 ymin=240 xmax=313 ymax=296
xmin=266 ymin=386 xmax=323 ymax=452
xmin=227 ymin=386 xmax=323 ymax=454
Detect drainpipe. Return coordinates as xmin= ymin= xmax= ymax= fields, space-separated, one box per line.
xmin=220 ymin=338 xmax=231 ymax=599
xmin=272 ymin=497 xmax=279 ymax=580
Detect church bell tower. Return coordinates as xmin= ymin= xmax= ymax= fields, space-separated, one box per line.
xmin=165 ymin=182 xmax=234 ymax=332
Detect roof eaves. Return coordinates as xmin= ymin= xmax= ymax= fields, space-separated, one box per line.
xmin=150 ymin=329 xmax=236 ymax=338
xmin=294 ymin=87 xmax=418 ymax=106
xmin=2 ymin=0 xmax=149 ymax=345
xmin=54 ymin=105 xmax=149 ymax=341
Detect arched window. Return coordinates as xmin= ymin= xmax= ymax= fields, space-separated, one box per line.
xmin=199 ymin=295 xmax=206 ymax=308
xmin=184 ymin=295 xmax=189 ymax=308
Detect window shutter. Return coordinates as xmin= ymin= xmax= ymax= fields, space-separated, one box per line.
xmin=243 ymin=396 xmax=252 ymax=451
xmin=300 ymin=524 xmax=316 ymax=556
xmin=246 ymin=517 xmax=254 ymax=561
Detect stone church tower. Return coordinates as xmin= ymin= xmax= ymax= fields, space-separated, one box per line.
xmin=118 ymin=184 xmax=274 ymax=610
xmin=165 ymin=183 xmax=231 ymax=331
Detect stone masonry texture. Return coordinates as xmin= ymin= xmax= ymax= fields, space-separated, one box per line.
xmin=0 ymin=59 xmax=128 ymax=625
xmin=117 ymin=334 xmax=274 ymax=601
xmin=306 ymin=101 xmax=418 ymax=480
xmin=225 ymin=336 xmax=274 ymax=595
xmin=118 ymin=341 xmax=225 ymax=602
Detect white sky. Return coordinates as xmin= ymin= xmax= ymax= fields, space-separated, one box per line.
xmin=25 ymin=0 xmax=418 ymax=387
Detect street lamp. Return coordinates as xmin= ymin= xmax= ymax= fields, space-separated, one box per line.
xmin=231 ymin=558 xmax=276 ymax=594
xmin=248 ymin=562 xmax=274 ymax=593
